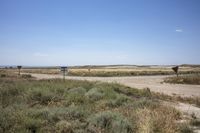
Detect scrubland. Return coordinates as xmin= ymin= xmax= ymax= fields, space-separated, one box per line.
xmin=0 ymin=71 xmax=197 ymax=133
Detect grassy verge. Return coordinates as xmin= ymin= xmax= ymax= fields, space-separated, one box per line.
xmin=67 ymin=70 xmax=200 ymax=77
xmin=0 ymin=74 xmax=193 ymax=133
xmin=164 ymin=75 xmax=200 ymax=85
xmin=9 ymin=68 xmax=200 ymax=77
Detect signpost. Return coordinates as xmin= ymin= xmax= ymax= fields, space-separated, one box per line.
xmin=17 ymin=66 xmax=22 ymax=76
xmin=172 ymin=66 xmax=179 ymax=77
xmin=60 ymin=66 xmax=68 ymax=80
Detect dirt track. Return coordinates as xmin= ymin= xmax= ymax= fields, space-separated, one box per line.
xmin=28 ymin=73 xmax=200 ymax=98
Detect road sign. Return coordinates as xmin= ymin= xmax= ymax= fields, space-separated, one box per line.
xmin=172 ymin=66 xmax=179 ymax=77
xmin=17 ymin=66 xmax=22 ymax=76
xmin=60 ymin=66 xmax=68 ymax=80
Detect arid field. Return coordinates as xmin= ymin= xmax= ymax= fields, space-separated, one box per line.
xmin=3 ymin=65 xmax=200 ymax=76
xmin=1 ymin=66 xmax=200 ymax=132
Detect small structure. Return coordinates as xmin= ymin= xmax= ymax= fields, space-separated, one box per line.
xmin=17 ymin=66 xmax=22 ymax=76
xmin=60 ymin=66 xmax=68 ymax=80
xmin=172 ymin=66 xmax=179 ymax=77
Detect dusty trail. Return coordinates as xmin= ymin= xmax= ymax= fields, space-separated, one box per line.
xmin=28 ymin=73 xmax=200 ymax=97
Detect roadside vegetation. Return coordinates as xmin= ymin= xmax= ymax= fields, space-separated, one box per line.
xmin=0 ymin=71 xmax=194 ymax=133
xmin=3 ymin=67 xmax=200 ymax=77
xmin=67 ymin=70 xmax=200 ymax=77
xmin=164 ymin=74 xmax=200 ymax=85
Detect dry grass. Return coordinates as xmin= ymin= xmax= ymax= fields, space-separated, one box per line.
xmin=164 ymin=74 xmax=200 ymax=85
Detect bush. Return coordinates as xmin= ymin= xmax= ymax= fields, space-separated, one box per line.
xmin=107 ymin=94 xmax=130 ymax=107
xmin=132 ymin=98 xmax=159 ymax=109
xmin=179 ymin=124 xmax=193 ymax=133
xmin=30 ymin=89 xmax=62 ymax=105
xmin=0 ymin=107 xmax=28 ymax=133
xmin=24 ymin=117 xmax=43 ymax=133
xmin=164 ymin=75 xmax=200 ymax=85
xmin=85 ymin=88 xmax=104 ymax=101
xmin=0 ymin=74 xmax=6 ymax=78
xmin=68 ymin=87 xmax=87 ymax=95
xmin=21 ymin=74 xmax=32 ymax=78
xmin=88 ymin=111 xmax=132 ymax=133
xmin=50 ymin=106 xmax=88 ymax=122
xmin=136 ymin=106 xmax=181 ymax=133
xmin=55 ymin=121 xmax=73 ymax=133
xmin=190 ymin=119 xmax=200 ymax=127
xmin=0 ymin=85 xmax=24 ymax=107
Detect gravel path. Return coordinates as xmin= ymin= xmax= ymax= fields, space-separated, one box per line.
xmin=28 ymin=73 xmax=200 ymax=98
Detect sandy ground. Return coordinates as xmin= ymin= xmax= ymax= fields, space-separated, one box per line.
xmin=28 ymin=73 xmax=200 ymax=97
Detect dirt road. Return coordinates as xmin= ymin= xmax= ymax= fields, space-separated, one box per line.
xmin=28 ymin=73 xmax=200 ymax=98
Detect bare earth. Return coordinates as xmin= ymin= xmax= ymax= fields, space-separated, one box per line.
xmin=29 ymin=73 xmax=200 ymax=97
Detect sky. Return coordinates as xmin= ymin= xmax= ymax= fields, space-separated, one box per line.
xmin=0 ymin=0 xmax=200 ymax=66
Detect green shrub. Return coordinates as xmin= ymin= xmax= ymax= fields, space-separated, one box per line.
xmin=88 ymin=111 xmax=132 ymax=133
xmin=0 ymin=85 xmax=24 ymax=107
xmin=30 ymin=89 xmax=62 ymax=105
xmin=107 ymin=94 xmax=130 ymax=107
xmin=132 ymin=98 xmax=159 ymax=109
xmin=55 ymin=120 xmax=73 ymax=133
xmin=85 ymin=88 xmax=104 ymax=101
xmin=21 ymin=74 xmax=32 ymax=78
xmin=179 ymin=124 xmax=193 ymax=133
xmin=0 ymin=74 xmax=6 ymax=78
xmin=164 ymin=75 xmax=200 ymax=85
xmin=50 ymin=106 xmax=88 ymax=122
xmin=190 ymin=119 xmax=200 ymax=127
xmin=24 ymin=117 xmax=43 ymax=133
xmin=0 ymin=107 xmax=27 ymax=133
xmin=68 ymin=87 xmax=87 ymax=95
xmin=27 ymin=108 xmax=50 ymax=120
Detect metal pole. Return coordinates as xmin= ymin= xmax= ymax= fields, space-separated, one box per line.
xmin=63 ymin=69 xmax=65 ymax=80
xmin=17 ymin=66 xmax=22 ymax=76
xmin=61 ymin=67 xmax=67 ymax=81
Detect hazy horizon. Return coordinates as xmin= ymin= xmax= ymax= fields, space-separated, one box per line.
xmin=1 ymin=0 xmax=200 ymax=66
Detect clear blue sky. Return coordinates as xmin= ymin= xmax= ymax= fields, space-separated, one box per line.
xmin=0 ymin=0 xmax=200 ymax=66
